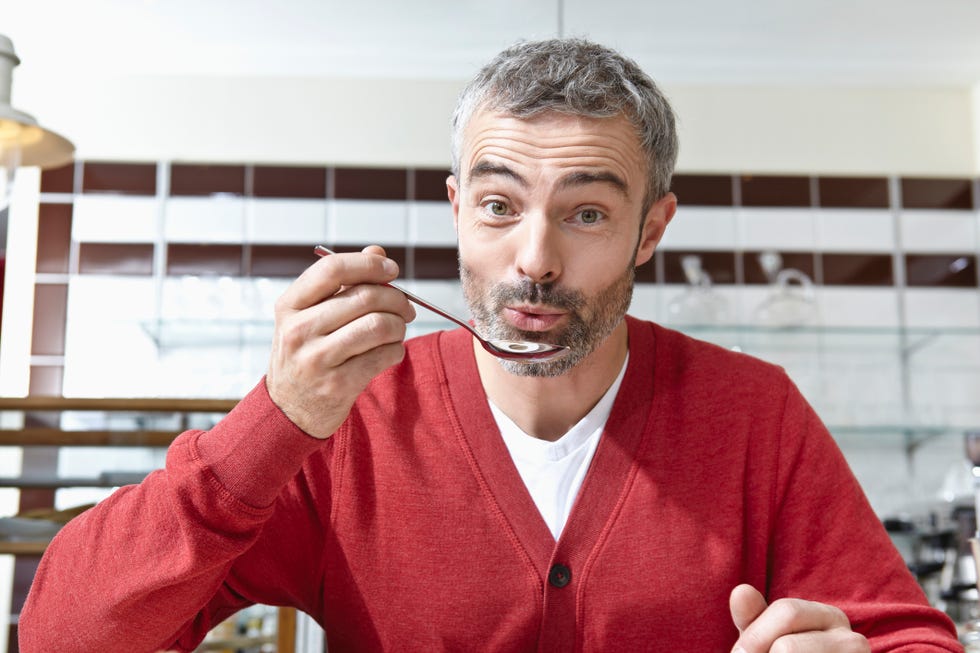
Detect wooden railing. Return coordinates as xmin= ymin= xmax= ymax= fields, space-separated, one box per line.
xmin=0 ymin=395 xmax=298 ymax=653
xmin=0 ymin=396 xmax=239 ymax=448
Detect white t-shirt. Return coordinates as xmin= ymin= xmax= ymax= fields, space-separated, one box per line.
xmin=488 ymin=356 xmax=629 ymax=540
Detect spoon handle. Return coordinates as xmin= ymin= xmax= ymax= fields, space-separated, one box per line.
xmin=313 ymin=246 xmax=478 ymax=336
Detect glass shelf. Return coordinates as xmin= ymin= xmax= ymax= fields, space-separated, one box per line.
xmin=136 ymin=319 xmax=980 ymax=445
xmin=141 ymin=317 xmax=458 ymax=348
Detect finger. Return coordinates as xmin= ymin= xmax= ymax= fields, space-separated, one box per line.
xmin=734 ymin=597 xmax=852 ymax=653
xmin=766 ymin=629 xmax=869 ymax=653
xmin=279 ymin=249 xmax=400 ymax=312
xmin=300 ymin=283 xmax=416 ymax=339
xmin=306 ymin=310 xmax=409 ymax=370
xmin=361 ymin=244 xmax=387 ymax=257
xmin=730 ymin=584 xmax=768 ymax=633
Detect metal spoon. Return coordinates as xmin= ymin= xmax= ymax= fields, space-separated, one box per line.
xmin=314 ymin=246 xmax=570 ymax=363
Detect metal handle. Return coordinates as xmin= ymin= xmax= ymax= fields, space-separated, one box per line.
xmin=313 ymin=245 xmax=476 ymax=336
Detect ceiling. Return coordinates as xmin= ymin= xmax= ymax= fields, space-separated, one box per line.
xmin=4 ymin=0 xmax=980 ymax=87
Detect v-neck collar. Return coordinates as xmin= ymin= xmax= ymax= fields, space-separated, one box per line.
xmin=437 ymin=316 xmax=658 ymax=578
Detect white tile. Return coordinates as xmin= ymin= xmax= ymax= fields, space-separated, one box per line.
xmin=0 ymin=448 xmax=21 ymax=477
xmin=246 ymin=198 xmax=328 ymax=244
xmin=62 ymin=277 xmax=161 ymax=397
xmin=907 ymin=331 xmax=980 ymax=428
xmin=67 ymin=275 xmax=158 ymax=320
xmin=841 ymin=442 xmax=918 ymax=516
xmin=58 ymin=447 xmax=161 ymax=478
xmin=659 ymin=207 xmax=737 ymax=251
xmin=410 ymin=201 xmax=456 ymax=245
xmin=900 ymin=210 xmax=978 ymax=253
xmin=738 ymin=208 xmax=816 ymax=251
xmin=903 ymin=288 xmax=980 ymax=328
xmin=815 ymin=209 xmax=895 ymax=253
xmin=160 ymin=276 xmax=258 ymax=321
xmin=72 ymin=195 xmax=159 ymax=243
xmin=628 ymin=284 xmax=661 ymax=322
xmin=332 ymin=200 xmax=408 ymax=245
xmin=815 ymin=287 xmax=901 ymax=327
xmin=164 ymin=196 xmax=246 ymax=243
xmin=400 ymin=279 xmax=466 ymax=337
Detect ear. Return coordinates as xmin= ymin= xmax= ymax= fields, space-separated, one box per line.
xmin=634 ymin=192 xmax=677 ymax=268
xmin=447 ymin=174 xmax=461 ymax=234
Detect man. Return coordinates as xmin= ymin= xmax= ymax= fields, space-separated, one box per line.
xmin=20 ymin=38 xmax=960 ymax=652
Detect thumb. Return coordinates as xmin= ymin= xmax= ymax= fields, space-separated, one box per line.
xmin=730 ymin=583 xmax=768 ymax=632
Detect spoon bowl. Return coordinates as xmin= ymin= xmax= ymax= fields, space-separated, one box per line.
xmin=314 ymin=246 xmax=570 ymax=363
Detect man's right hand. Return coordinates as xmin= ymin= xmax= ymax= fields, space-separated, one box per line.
xmin=266 ymin=245 xmax=416 ymax=438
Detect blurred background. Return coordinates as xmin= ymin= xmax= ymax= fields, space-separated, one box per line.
xmin=1 ymin=0 xmax=980 ymax=650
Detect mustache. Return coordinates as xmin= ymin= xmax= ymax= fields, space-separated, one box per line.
xmin=488 ymin=278 xmax=585 ymax=310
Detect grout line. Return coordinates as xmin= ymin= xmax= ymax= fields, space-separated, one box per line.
xmin=406 ymin=169 xmax=416 ymax=279
xmin=153 ymin=162 xmax=170 ymax=325
xmin=810 ymin=175 xmax=824 ymax=287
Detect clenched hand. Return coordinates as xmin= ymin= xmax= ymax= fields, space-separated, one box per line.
xmin=729 ymin=584 xmax=869 ymax=653
xmin=266 ymin=246 xmax=416 ymax=438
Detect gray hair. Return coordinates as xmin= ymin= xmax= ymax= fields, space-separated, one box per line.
xmin=450 ymin=38 xmax=679 ymax=210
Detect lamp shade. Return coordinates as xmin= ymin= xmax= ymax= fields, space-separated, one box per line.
xmin=0 ymin=34 xmax=74 ymax=169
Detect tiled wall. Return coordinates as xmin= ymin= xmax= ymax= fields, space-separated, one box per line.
xmin=5 ymin=160 xmax=980 ymax=645
xmin=22 ymin=161 xmax=980 ymax=514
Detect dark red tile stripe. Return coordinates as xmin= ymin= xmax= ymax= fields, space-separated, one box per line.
xmin=170 ymin=164 xmax=246 ymax=196
xmin=249 ymin=245 xmax=314 ymax=277
xmin=901 ymin=178 xmax=974 ymax=210
xmin=905 ymin=254 xmax=976 ymax=287
xmin=412 ymin=247 xmax=458 ymax=279
xmin=40 ymin=162 xmax=75 ymax=193
xmin=78 ymin=243 xmax=154 ymax=275
xmin=252 ymin=166 xmax=326 ymax=199
xmin=635 ymin=254 xmax=657 ymax=283
xmin=167 ymin=244 xmax=244 ymax=276
xmin=39 ymin=240 xmax=980 ymax=288
xmin=743 ymin=251 xmax=816 ymax=285
xmin=670 ymin=174 xmax=733 ymax=206
xmin=31 ymin=283 xmax=68 ymax=356
xmin=413 ymin=169 xmax=452 ymax=201
xmin=61 ymin=162 xmax=980 ymax=211
xmin=82 ymin=162 xmax=157 ymax=195
xmin=740 ymin=175 xmax=812 ymax=207
xmin=36 ymin=204 xmax=73 ymax=274
xmin=822 ymin=253 xmax=894 ymax=286
xmin=819 ymin=177 xmax=889 ymax=209
xmin=327 ymin=245 xmax=408 ymax=271
xmin=334 ymin=167 xmax=407 ymax=200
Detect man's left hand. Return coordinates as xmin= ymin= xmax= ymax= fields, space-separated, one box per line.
xmin=729 ymin=584 xmax=870 ymax=652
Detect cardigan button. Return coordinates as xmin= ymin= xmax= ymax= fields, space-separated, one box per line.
xmin=548 ymin=564 xmax=571 ymax=588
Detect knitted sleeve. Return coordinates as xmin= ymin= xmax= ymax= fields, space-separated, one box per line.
xmin=767 ymin=378 xmax=961 ymax=651
xmin=18 ymin=379 xmax=328 ymax=653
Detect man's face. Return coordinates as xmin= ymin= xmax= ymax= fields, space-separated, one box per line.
xmin=447 ymin=109 xmax=675 ymax=376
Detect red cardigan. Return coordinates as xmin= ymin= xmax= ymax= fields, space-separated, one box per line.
xmin=20 ymin=317 xmax=960 ymax=652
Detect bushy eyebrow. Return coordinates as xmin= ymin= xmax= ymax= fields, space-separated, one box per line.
xmin=467 ymin=160 xmax=629 ymax=201
xmin=467 ymin=161 xmax=527 ymax=187
xmin=557 ymin=170 xmax=629 ymax=199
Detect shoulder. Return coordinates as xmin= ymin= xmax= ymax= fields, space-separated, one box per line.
xmin=629 ymin=316 xmax=791 ymax=389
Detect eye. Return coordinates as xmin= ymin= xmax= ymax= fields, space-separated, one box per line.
xmin=577 ymin=209 xmax=603 ymax=224
xmin=485 ymin=200 xmax=509 ymax=216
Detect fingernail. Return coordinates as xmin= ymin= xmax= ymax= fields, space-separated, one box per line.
xmin=732 ymin=647 xmax=746 ymax=653
xmin=383 ymin=259 xmax=398 ymax=276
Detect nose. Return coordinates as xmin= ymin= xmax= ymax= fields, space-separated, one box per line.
xmin=514 ymin=216 xmax=562 ymax=285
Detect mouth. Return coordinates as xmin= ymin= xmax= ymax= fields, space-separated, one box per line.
xmin=503 ymin=305 xmax=567 ymax=332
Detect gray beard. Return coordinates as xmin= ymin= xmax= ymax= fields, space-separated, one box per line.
xmin=459 ymin=260 xmax=636 ymax=377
